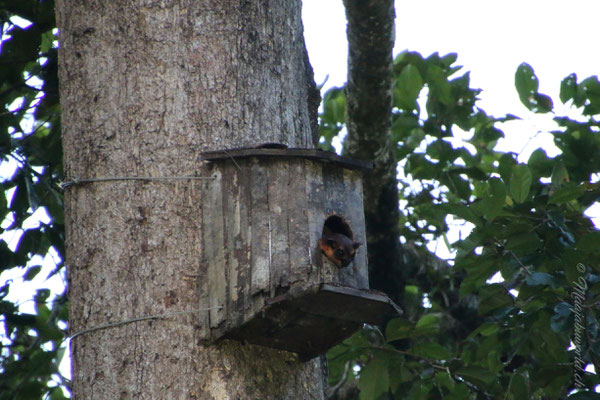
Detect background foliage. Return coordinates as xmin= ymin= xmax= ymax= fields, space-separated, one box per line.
xmin=1 ymin=1 xmax=599 ymax=399
xmin=323 ymin=52 xmax=600 ymax=399
xmin=0 ymin=1 xmax=67 ymax=399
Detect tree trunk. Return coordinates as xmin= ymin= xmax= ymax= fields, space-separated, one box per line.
xmin=342 ymin=0 xmax=406 ymax=306
xmin=56 ymin=1 xmax=325 ymax=398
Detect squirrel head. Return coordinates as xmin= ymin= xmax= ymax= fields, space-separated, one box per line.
xmin=318 ymin=233 xmax=361 ymax=267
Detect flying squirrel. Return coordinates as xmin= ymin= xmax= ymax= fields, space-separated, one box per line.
xmin=318 ymin=228 xmax=361 ymax=268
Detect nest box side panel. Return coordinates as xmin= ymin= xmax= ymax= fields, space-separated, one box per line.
xmin=305 ymin=161 xmax=369 ymax=289
xmin=304 ymin=161 xmax=330 ymax=284
xmin=249 ymin=158 xmax=270 ymax=297
xmin=321 ymin=160 xmax=346 ymax=215
xmin=250 ymin=158 xmax=316 ymax=298
xmin=265 ymin=159 xmax=291 ymax=294
xmin=200 ymin=168 xmax=227 ymax=335
xmin=266 ymin=158 xmax=315 ymax=292
xmin=220 ymin=162 xmax=252 ymax=330
xmin=339 ymin=168 xmax=369 ymax=288
xmin=201 ymin=158 xmax=318 ymax=339
xmin=200 ymin=160 xmax=257 ymax=338
xmin=285 ymin=160 xmax=313 ymax=285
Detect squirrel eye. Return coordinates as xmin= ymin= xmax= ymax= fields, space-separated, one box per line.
xmin=334 ymin=249 xmax=345 ymax=258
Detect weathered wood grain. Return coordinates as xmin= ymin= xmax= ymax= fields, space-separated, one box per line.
xmin=221 ymin=163 xmax=250 ymax=329
xmin=267 ymin=160 xmax=291 ymax=295
xmin=305 ymin=161 xmax=328 ymax=284
xmin=249 ymin=158 xmax=271 ymax=301
xmin=338 ymin=169 xmax=369 ymax=289
xmin=287 ymin=160 xmax=311 ymax=285
xmin=201 ymin=152 xmax=372 ymax=342
xmin=202 ymin=169 xmax=226 ymax=328
xmin=201 ymin=148 xmax=373 ymax=171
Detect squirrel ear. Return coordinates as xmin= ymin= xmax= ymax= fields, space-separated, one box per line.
xmin=353 ymin=242 xmax=361 ymax=249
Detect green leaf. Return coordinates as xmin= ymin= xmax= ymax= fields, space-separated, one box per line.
xmin=327 ymin=330 xmax=370 ymax=366
xmin=321 ymin=88 xmax=346 ymax=124
xmin=479 ymin=178 xmax=506 ymax=221
xmin=403 ymin=382 xmax=430 ymax=399
xmin=533 ymin=93 xmax=553 ymax=112
xmin=40 ymin=30 xmax=55 ymax=53
xmin=358 ymin=357 xmax=390 ymax=400
xmin=550 ymin=302 xmax=573 ymax=333
xmin=579 ymin=76 xmax=600 ymax=115
xmin=454 ymin=366 xmax=496 ymax=386
xmin=548 ymin=183 xmax=586 ymax=204
xmin=514 ymin=63 xmax=553 ymax=112
xmin=504 ymin=232 xmax=542 ymax=254
xmin=509 ymin=164 xmax=532 ymax=203
xmin=447 ymin=383 xmax=470 ymax=400
xmin=498 ymin=153 xmax=517 ymax=183
xmin=458 ymin=255 xmax=500 ymax=296
xmin=413 ymin=313 xmax=441 ymax=336
xmin=433 ymin=371 xmax=455 ymax=391
xmin=515 ymin=63 xmax=539 ymax=109
xmin=387 ymin=356 xmax=412 ymax=392
xmin=410 ymin=342 xmax=452 ymax=360
xmin=395 ymin=64 xmax=423 ymax=111
xmin=578 ymin=231 xmax=600 ymax=253
xmin=385 ymin=318 xmax=414 ymax=341
xmin=446 ymin=173 xmax=472 ymax=200
xmin=440 ymin=203 xmax=483 ymax=226
xmin=440 ymin=52 xmax=458 ymax=67
xmin=5 ymin=312 xmax=37 ymax=326
xmin=470 ymin=322 xmax=500 ymax=337
xmin=560 ymin=73 xmax=578 ymax=104
xmin=551 ymin=160 xmax=569 ymax=186
xmin=23 ymin=265 xmax=42 ymax=281
xmin=478 ymin=284 xmax=514 ymax=315
xmin=510 ymin=373 xmax=530 ymax=399
xmin=48 ymin=387 xmax=69 ymax=400
xmin=427 ymin=65 xmax=453 ymax=105
xmin=528 ymin=148 xmax=554 ymax=178
xmin=525 ymin=272 xmax=558 ymax=288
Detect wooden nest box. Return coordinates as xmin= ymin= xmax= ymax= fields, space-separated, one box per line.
xmin=199 ymin=146 xmax=401 ymax=360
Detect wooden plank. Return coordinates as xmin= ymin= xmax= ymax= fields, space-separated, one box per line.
xmin=201 ymin=147 xmax=373 ymax=171
xmin=287 ymin=160 xmax=311 ymax=286
xmin=321 ymin=161 xmax=347 ymax=216
xmin=201 ymin=168 xmax=227 ymax=329
xmin=305 ymin=160 xmax=329 ymax=285
xmin=197 ymin=181 xmax=211 ymax=339
xmin=249 ymin=158 xmax=270 ymax=295
xmin=337 ymin=169 xmax=369 ymax=289
xmin=220 ymin=162 xmax=250 ymax=328
xmin=266 ymin=159 xmax=291 ymax=295
xmin=348 ymin=169 xmax=369 ymax=289
xmin=220 ymin=164 xmax=237 ymax=318
xmin=320 ymin=162 xmax=350 ymax=285
xmin=223 ymin=283 xmax=402 ymax=359
xmin=235 ymin=161 xmax=253 ymax=324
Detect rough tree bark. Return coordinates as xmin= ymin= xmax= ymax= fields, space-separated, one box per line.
xmin=342 ymin=0 xmax=406 ymax=306
xmin=57 ymin=1 xmax=324 ymax=398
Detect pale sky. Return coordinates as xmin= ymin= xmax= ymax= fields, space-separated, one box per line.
xmin=303 ymin=0 xmax=599 ymax=117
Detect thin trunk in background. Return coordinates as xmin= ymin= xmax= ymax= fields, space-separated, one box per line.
xmin=343 ymin=0 xmax=405 ymax=305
